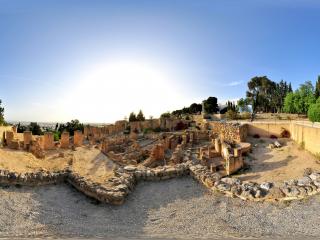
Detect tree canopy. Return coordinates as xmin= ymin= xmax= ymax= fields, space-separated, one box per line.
xmin=0 ymin=100 xmax=4 ymax=125
xmin=129 ymin=112 xmax=137 ymax=122
xmin=203 ymin=97 xmax=218 ymax=114
xmin=283 ymin=81 xmax=316 ymax=114
xmin=246 ymin=76 xmax=291 ymax=114
xmin=136 ymin=110 xmax=145 ymax=121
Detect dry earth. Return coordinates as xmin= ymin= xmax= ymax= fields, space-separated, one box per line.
xmin=235 ymin=137 xmax=320 ymax=184
xmin=0 ymin=148 xmax=70 ymax=172
xmin=72 ymin=146 xmax=116 ymax=183
xmin=0 ymin=177 xmax=320 ymax=239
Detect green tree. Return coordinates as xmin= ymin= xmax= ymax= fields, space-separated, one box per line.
xmin=129 ymin=112 xmax=137 ymax=122
xmin=308 ymin=98 xmax=320 ymax=122
xmin=203 ymin=97 xmax=219 ymax=114
xmin=237 ymin=98 xmax=250 ymax=112
xmin=0 ymin=100 xmax=4 ymax=125
xmin=160 ymin=112 xmax=171 ymax=119
xmin=189 ymin=103 xmax=202 ymax=114
xmin=246 ymin=76 xmax=274 ymax=114
xmin=283 ymin=81 xmax=315 ymax=114
xmin=29 ymin=122 xmax=43 ymax=135
xmin=315 ymin=75 xmax=320 ymax=99
xmin=136 ymin=110 xmax=145 ymax=121
xmin=283 ymin=92 xmax=296 ymax=113
xmin=58 ymin=119 xmax=84 ymax=136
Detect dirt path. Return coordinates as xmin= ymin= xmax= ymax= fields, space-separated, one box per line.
xmin=0 ymin=177 xmax=319 ymax=239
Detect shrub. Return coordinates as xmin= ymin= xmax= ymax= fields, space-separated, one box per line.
xmin=143 ymin=128 xmax=153 ymax=134
xmin=240 ymin=112 xmax=251 ymax=119
xmin=270 ymin=135 xmax=278 ymax=139
xmin=53 ymin=132 xmax=60 ymax=141
xmin=226 ymin=109 xmax=238 ymax=120
xmin=308 ymin=100 xmax=320 ymax=123
xmin=280 ymin=128 xmax=291 ymax=138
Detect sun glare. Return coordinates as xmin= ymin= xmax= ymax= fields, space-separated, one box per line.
xmin=63 ymin=61 xmax=188 ymax=123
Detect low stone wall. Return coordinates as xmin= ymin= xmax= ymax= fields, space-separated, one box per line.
xmin=0 ymin=161 xmax=318 ymax=204
xmin=0 ymin=169 xmax=69 ymax=186
xmin=189 ymin=164 xmax=320 ymax=201
xmin=67 ymin=163 xmax=190 ymax=205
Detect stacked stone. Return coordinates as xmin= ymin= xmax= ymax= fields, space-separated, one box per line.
xmin=0 ymin=169 xmax=69 ymax=186
xmin=209 ymin=122 xmax=248 ymax=143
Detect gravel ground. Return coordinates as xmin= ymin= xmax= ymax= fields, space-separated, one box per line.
xmin=0 ymin=178 xmax=320 ymax=239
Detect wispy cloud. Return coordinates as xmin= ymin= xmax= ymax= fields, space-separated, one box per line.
xmin=226 ymin=81 xmax=243 ymax=86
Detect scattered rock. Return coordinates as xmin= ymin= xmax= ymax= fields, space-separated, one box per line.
xmin=274 ymin=140 xmax=281 ymax=148
xmin=260 ymin=182 xmax=273 ymax=191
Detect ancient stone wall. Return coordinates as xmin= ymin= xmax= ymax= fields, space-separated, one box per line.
xmin=23 ymin=131 xmax=32 ymax=149
xmin=74 ymin=130 xmax=83 ymax=147
xmin=60 ymin=131 xmax=70 ymax=148
xmin=209 ymin=122 xmax=247 ymax=143
xmin=5 ymin=131 xmax=14 ymax=147
xmin=43 ymin=132 xmax=54 ymax=150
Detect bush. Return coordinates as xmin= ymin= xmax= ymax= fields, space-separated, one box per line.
xmin=143 ymin=128 xmax=153 ymax=134
xmin=53 ymin=132 xmax=60 ymax=141
xmin=280 ymin=128 xmax=291 ymax=138
xmin=240 ymin=112 xmax=251 ymax=119
xmin=270 ymin=135 xmax=278 ymax=139
xmin=226 ymin=109 xmax=238 ymax=120
xmin=308 ymin=100 xmax=320 ymax=123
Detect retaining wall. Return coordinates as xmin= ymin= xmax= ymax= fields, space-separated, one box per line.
xmin=245 ymin=121 xmax=320 ymax=155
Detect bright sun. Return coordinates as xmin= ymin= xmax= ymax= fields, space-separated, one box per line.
xmin=61 ymin=61 xmax=189 ymax=123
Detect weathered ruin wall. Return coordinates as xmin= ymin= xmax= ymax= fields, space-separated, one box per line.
xmin=290 ymin=122 xmax=320 ymax=155
xmin=208 ymin=122 xmax=247 ymax=142
xmin=246 ymin=122 xmax=291 ymax=138
xmin=129 ymin=119 xmax=161 ymax=132
xmin=0 ymin=126 xmax=13 ymax=144
xmin=246 ymin=121 xmax=320 ymax=155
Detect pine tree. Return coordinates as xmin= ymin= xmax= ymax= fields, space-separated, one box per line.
xmin=136 ymin=110 xmax=145 ymax=121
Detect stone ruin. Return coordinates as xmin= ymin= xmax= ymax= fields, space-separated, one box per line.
xmin=2 ymin=127 xmax=85 ymax=158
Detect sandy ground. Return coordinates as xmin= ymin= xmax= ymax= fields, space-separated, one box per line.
xmin=0 ymin=148 xmax=70 ymax=172
xmin=235 ymin=137 xmax=320 ymax=184
xmin=0 ymin=146 xmax=116 ymax=184
xmin=72 ymin=146 xmax=116 ymax=184
xmin=0 ymin=177 xmax=319 ymax=239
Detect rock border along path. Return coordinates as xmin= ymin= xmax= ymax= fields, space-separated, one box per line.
xmin=0 ymin=161 xmax=319 ymax=204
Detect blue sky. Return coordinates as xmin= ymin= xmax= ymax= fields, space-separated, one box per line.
xmin=1 ymin=0 xmax=320 ymax=123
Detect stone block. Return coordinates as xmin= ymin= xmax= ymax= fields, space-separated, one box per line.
xmin=60 ymin=131 xmax=70 ymax=148
xmin=43 ymin=132 xmax=54 ymax=150
xmin=74 ymin=130 xmax=83 ymax=147
xmin=23 ymin=131 xmax=32 ymax=149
